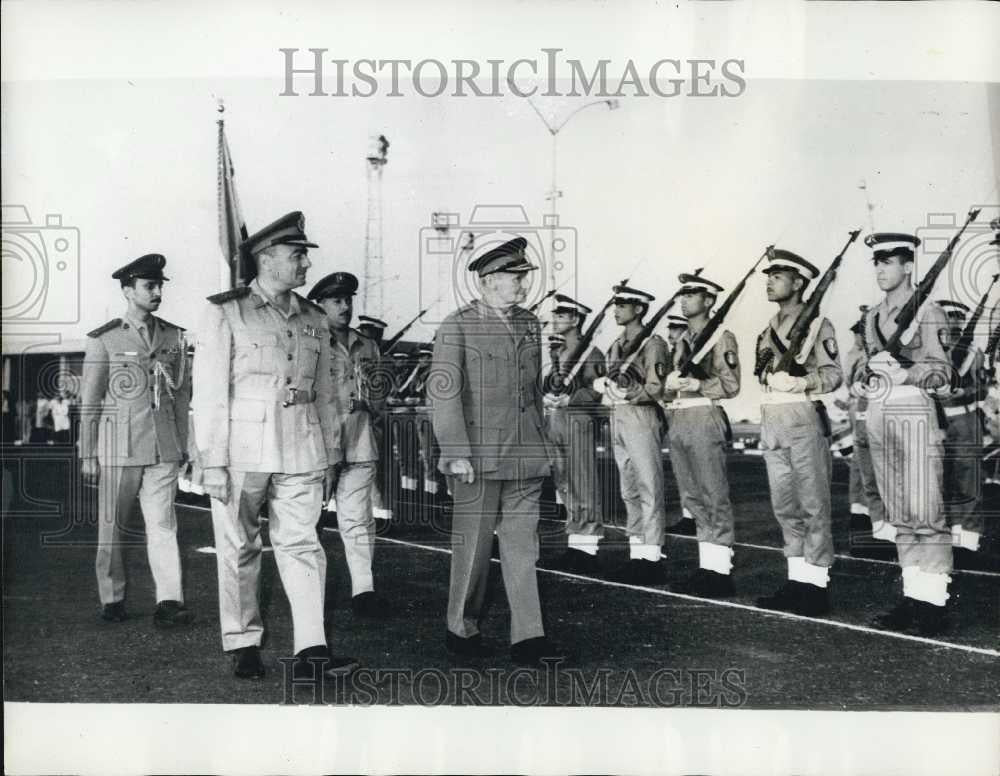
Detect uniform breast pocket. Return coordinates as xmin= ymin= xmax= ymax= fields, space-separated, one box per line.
xmin=230 ymin=399 xmax=266 ymax=464
xmin=300 ymin=339 xmax=321 ymax=374
xmin=234 ymin=330 xmax=279 ymax=375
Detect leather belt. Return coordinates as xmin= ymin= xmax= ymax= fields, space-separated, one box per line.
xmin=666 ymin=397 xmax=714 ymax=410
xmin=282 ymin=388 xmax=316 ymax=407
xmin=943 ymin=400 xmax=982 ymax=418
xmin=760 ymin=391 xmax=811 ymax=406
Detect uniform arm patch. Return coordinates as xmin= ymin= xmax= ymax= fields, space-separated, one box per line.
xmin=822 ymin=338 xmax=839 ymax=360
xmin=724 ymin=351 xmax=739 ymax=369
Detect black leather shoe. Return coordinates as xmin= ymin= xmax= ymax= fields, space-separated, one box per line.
xmin=873 ymin=599 xmax=915 ymax=631
xmin=351 ymin=591 xmax=387 ymax=618
xmin=793 ymin=584 xmax=830 ymax=616
xmin=757 ymin=581 xmax=804 ymax=612
xmin=914 ymin=600 xmax=948 ymax=636
xmin=100 ymin=601 xmax=128 ymax=622
xmin=233 ymin=646 xmax=265 ymax=679
xmin=666 ymin=518 xmax=697 ymax=536
xmin=445 ymin=631 xmax=494 ymax=659
xmin=510 ymin=636 xmax=571 ymax=668
xmin=292 ymin=645 xmax=359 ymax=680
xmin=153 ymin=600 xmax=195 ymax=628
xmin=675 ymin=568 xmax=736 ymax=598
xmin=547 ymin=548 xmax=599 ymax=575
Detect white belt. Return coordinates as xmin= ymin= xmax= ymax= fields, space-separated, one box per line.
xmin=854 ymin=411 xmax=868 ymax=421
xmin=943 ymin=401 xmax=982 ymax=418
xmin=760 ymin=392 xmax=811 ymax=406
xmin=666 ymin=397 xmax=714 ymax=410
xmin=884 ymin=385 xmax=922 ymax=401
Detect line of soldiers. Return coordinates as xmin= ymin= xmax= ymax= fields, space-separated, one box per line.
xmin=79 ymin=211 xmax=998 ymax=681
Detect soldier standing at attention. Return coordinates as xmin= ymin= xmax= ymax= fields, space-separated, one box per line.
xmin=307 ymin=271 xmax=387 ymax=618
xmin=80 ymin=253 xmax=194 ymax=627
xmin=663 ymin=314 xmax=697 ymax=537
xmin=355 ymin=315 xmax=393 ymax=521
xmin=432 ymin=237 xmax=563 ymax=667
xmin=936 ymin=300 xmax=988 ymax=566
xmin=542 ymin=294 xmax=606 ymax=574
xmin=193 ymin=212 xmax=358 ymax=680
xmin=854 ymin=233 xmax=953 ymax=635
xmin=663 ymin=272 xmax=741 ymax=597
xmin=754 ymin=250 xmax=842 ymax=616
xmin=594 ymin=285 xmax=670 ymax=585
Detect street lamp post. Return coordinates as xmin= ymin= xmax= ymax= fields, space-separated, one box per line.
xmin=526 ymin=98 xmax=619 ymax=294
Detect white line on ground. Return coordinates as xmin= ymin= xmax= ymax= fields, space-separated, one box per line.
xmin=317 ymin=526 xmax=1000 ymax=660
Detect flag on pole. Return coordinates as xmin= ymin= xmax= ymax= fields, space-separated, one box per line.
xmin=216 ymin=104 xmax=249 ymax=290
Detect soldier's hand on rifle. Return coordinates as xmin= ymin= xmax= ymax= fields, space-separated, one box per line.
xmin=677 ymin=376 xmax=701 ymax=393
xmin=665 ymin=371 xmax=684 ymax=392
xmin=448 ymin=458 xmax=475 ymax=484
xmin=767 ymin=371 xmax=808 ymax=393
xmin=81 ymin=457 xmax=100 ymax=485
xmin=202 ymin=466 xmax=231 ymax=504
xmin=591 ymin=376 xmax=607 ymax=395
xmin=869 ymin=351 xmax=907 ymax=386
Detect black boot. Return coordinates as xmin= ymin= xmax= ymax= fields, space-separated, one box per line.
xmin=674 ymin=568 xmax=735 ymax=598
xmin=757 ymin=581 xmax=804 ymax=613
xmin=794 ymin=583 xmax=830 ymax=616
xmin=872 ymin=598 xmax=915 ymax=631
xmin=547 ymin=548 xmax=599 ymax=574
xmin=232 ymin=646 xmax=265 ymax=679
xmin=445 ymin=631 xmax=494 ymax=659
xmin=914 ymin=600 xmax=948 ymax=637
xmin=100 ymin=601 xmax=128 ymax=623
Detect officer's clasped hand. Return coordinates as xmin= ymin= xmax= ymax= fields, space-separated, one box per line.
xmin=767 ymin=370 xmax=808 ymax=393
xmin=868 ymin=351 xmax=908 ymax=386
xmin=448 ymin=459 xmax=475 ymax=484
xmin=665 ymin=371 xmax=684 ymax=391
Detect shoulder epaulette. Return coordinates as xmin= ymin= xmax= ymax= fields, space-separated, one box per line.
xmin=295 ymin=293 xmax=325 ymax=315
xmin=207 ymin=286 xmax=252 ymax=304
xmin=87 ymin=319 xmax=122 ymax=338
xmin=155 ymin=316 xmax=185 ymax=331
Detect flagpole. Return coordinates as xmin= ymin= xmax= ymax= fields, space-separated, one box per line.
xmin=216 ymin=98 xmax=249 ymax=291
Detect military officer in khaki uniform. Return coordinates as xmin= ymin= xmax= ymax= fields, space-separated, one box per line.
xmin=853 ymin=233 xmax=953 ymax=635
xmin=432 ymin=237 xmax=563 ymax=667
xmin=754 ymin=250 xmax=842 ymax=616
xmin=663 ymin=272 xmax=740 ymax=597
xmin=936 ymin=300 xmax=987 ymax=563
xmin=593 ymin=285 xmax=670 ymax=585
xmin=541 ymin=294 xmax=606 ymax=574
xmin=307 ymin=271 xmax=387 ymax=618
xmin=193 ymin=212 xmax=357 ymax=680
xmin=80 ymin=253 xmax=194 ymax=627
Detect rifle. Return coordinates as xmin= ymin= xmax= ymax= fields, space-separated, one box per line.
xmin=870 ymin=208 xmax=980 ymax=369
xmin=383 ymin=302 xmax=436 ymax=356
xmin=951 ymin=273 xmax=999 ymax=375
xmin=769 ymin=230 xmax=861 ymax=377
xmin=985 ymin=308 xmax=1000 ymax=375
xmin=677 ymin=252 xmax=772 ymax=378
xmin=527 ymin=272 xmax=576 ymax=315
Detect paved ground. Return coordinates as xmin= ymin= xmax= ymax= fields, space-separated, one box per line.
xmin=2 ymin=445 xmax=998 ymax=708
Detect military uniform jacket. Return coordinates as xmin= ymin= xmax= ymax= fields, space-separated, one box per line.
xmin=606 ymin=331 xmax=670 ymax=404
xmin=80 ymin=314 xmax=190 ymax=466
xmin=663 ymin=328 xmax=740 ymax=402
xmin=431 ymin=300 xmax=550 ymax=479
xmin=755 ymin=309 xmax=842 ymax=394
xmin=192 ymin=279 xmax=339 ymax=474
xmin=331 ymin=328 xmax=382 ymax=463
xmin=550 ymin=334 xmax=606 ymax=407
xmin=863 ymin=299 xmax=951 ymax=393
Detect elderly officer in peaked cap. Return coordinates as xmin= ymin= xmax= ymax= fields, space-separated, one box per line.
xmin=80 ymin=253 xmax=194 ymax=627
xmin=193 ymin=212 xmax=358 ymax=680
xmin=431 ymin=236 xmax=566 ymax=667
xmin=307 ymin=271 xmax=389 ymax=617
xmin=754 ymin=249 xmax=842 ymax=616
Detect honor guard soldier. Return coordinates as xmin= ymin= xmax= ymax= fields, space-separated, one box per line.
xmin=193 ymin=212 xmax=358 ymax=679
xmin=663 ymin=273 xmax=740 ymax=597
xmin=936 ymin=300 xmax=987 ymax=564
xmin=844 ymin=307 xmax=892 ymax=560
xmin=355 ymin=315 xmax=393 ymax=521
xmin=80 ymin=253 xmax=194 ymax=627
xmin=594 ymin=285 xmax=671 ymax=585
xmin=663 ymin=314 xmax=697 ymax=536
xmin=307 ymin=272 xmax=389 ymax=617
xmin=541 ymin=294 xmax=607 ymax=574
xmin=754 ymin=250 xmax=842 ymax=616
xmin=431 ymin=237 xmax=565 ymax=667
xmin=357 ymin=315 xmax=388 ymax=345
xmin=855 ymin=233 xmax=952 ymax=635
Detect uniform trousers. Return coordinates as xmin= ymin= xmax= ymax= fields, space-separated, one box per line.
xmin=447 ymin=476 xmax=545 ymax=645
xmin=95 ymin=461 xmax=183 ymax=605
xmin=866 ymin=388 xmax=951 ymax=573
xmin=848 ymin=450 xmax=864 ymax=510
xmin=667 ymin=405 xmax=734 ymax=547
xmin=943 ymin=407 xmax=983 ymax=534
xmin=760 ymin=400 xmax=835 ymax=567
xmin=852 ymin=417 xmax=886 ymax=528
xmin=544 ymin=407 xmax=603 ymax=536
xmin=209 ymin=469 xmax=327 ymax=654
xmin=610 ymin=404 xmax=666 ymax=549
xmin=334 ymin=461 xmax=377 ymax=596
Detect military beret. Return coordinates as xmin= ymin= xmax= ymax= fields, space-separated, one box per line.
xmin=240 ymin=211 xmax=318 ymax=257
xmin=666 ymin=314 xmax=689 ymax=328
xmin=307 ymin=271 xmax=359 ymax=300
xmin=468 ymin=237 xmax=538 ymax=277
xmin=552 ymin=294 xmax=593 ymax=317
xmin=111 ymin=253 xmax=169 ymax=282
xmin=763 ymin=248 xmax=820 ymax=280
xmin=612 ymin=284 xmax=655 ymax=305
xmin=864 ymin=232 xmax=920 ymax=263
xmin=358 ymin=315 xmax=388 ymax=330
xmin=677 ymin=272 xmax=724 ymax=295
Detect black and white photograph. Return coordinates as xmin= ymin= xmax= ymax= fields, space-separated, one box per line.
xmin=3 ymin=1 xmax=999 ymax=773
